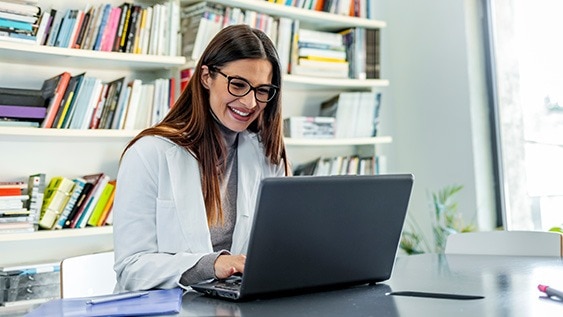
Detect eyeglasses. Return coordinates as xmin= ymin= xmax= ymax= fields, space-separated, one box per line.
xmin=211 ymin=67 xmax=278 ymax=103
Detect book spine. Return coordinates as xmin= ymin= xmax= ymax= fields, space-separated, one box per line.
xmin=54 ymin=178 xmax=86 ymax=229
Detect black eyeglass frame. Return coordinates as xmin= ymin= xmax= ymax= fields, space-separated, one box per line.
xmin=209 ymin=66 xmax=278 ymax=103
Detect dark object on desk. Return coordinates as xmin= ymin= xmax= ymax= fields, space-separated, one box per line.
xmin=24 ymin=287 xmax=183 ymax=316
xmin=386 ymin=291 xmax=484 ymax=300
xmin=191 ymin=174 xmax=414 ymax=301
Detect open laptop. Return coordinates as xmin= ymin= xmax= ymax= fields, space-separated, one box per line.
xmin=190 ymin=174 xmax=414 ymax=301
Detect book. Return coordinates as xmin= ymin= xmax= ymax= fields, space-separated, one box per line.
xmin=96 ymin=179 xmax=116 ymax=226
xmin=40 ymin=72 xmax=72 ymax=128
xmin=0 ymin=105 xmax=47 ymax=121
xmin=98 ymin=77 xmax=126 ymax=129
xmin=64 ymin=76 xmax=97 ymax=129
xmin=86 ymin=180 xmax=115 ymax=226
xmin=62 ymin=182 xmax=93 ymax=229
xmin=52 ymin=72 xmax=85 ymax=129
xmin=27 ymin=173 xmax=46 ymax=226
xmin=54 ymin=177 xmax=86 ymax=229
xmin=67 ymin=173 xmax=105 ymax=228
xmin=38 ymin=177 xmax=74 ymax=229
xmin=74 ymin=173 xmax=110 ymax=228
xmin=283 ymin=116 xmax=335 ymax=139
xmin=0 ymin=87 xmax=45 ymax=107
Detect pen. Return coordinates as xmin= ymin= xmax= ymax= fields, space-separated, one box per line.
xmin=86 ymin=291 xmax=149 ymax=305
xmin=538 ymin=284 xmax=563 ymax=300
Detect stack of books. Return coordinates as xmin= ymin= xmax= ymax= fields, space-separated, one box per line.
xmin=0 ymin=86 xmax=46 ymax=127
xmin=283 ymin=116 xmax=335 ymax=139
xmin=0 ymin=0 xmax=43 ymax=44
xmin=291 ymin=28 xmax=349 ymax=78
xmin=0 ymin=181 xmax=33 ymax=234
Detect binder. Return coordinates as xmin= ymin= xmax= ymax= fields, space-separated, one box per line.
xmin=25 ymin=288 xmax=183 ymax=316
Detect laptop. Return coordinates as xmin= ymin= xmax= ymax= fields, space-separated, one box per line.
xmin=190 ymin=174 xmax=414 ymax=301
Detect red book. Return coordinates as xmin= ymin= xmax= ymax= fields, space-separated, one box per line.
xmin=40 ymin=72 xmax=72 ymax=128
xmin=0 ymin=188 xmax=22 ymax=196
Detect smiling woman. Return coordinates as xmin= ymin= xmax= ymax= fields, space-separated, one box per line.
xmin=111 ymin=25 xmax=290 ymax=292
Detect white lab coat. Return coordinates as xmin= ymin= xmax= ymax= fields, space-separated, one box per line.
xmin=112 ymin=133 xmax=285 ymax=291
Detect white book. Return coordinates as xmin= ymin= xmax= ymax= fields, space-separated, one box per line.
xmin=122 ymin=79 xmax=143 ymax=130
xmin=140 ymin=6 xmax=152 ymax=55
xmin=276 ymin=17 xmax=292 ymax=74
xmin=81 ymin=79 xmax=103 ymax=129
xmin=135 ymin=83 xmax=154 ymax=129
xmin=298 ymin=28 xmax=343 ymax=47
xmin=167 ymin=0 xmax=180 ymax=56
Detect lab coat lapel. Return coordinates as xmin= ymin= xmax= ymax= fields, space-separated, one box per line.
xmin=231 ymin=133 xmax=261 ymax=254
xmin=165 ymin=146 xmax=213 ymax=253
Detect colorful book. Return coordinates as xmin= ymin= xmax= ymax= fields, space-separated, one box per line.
xmin=54 ymin=177 xmax=86 ymax=230
xmin=41 ymin=72 xmax=72 ymax=128
xmin=96 ymin=180 xmax=116 ymax=226
xmin=0 ymin=105 xmax=47 ymax=120
xmin=53 ymin=72 xmax=85 ymax=129
xmin=74 ymin=173 xmax=110 ymax=228
xmin=39 ymin=177 xmax=74 ymax=229
xmin=63 ymin=182 xmax=93 ymax=229
xmin=87 ymin=180 xmax=115 ymax=226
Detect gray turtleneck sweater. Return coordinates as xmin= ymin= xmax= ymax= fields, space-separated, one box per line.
xmin=179 ymin=122 xmax=239 ymax=285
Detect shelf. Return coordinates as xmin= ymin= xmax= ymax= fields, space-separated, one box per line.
xmin=0 ymin=226 xmax=113 ymax=243
xmin=1 ymin=226 xmax=114 ymax=267
xmin=0 ymin=127 xmax=140 ymax=140
xmin=196 ymin=0 xmax=386 ymax=30
xmin=0 ymin=41 xmax=186 ymax=70
xmin=283 ymin=75 xmax=389 ymax=89
xmin=285 ymin=136 xmax=392 ymax=146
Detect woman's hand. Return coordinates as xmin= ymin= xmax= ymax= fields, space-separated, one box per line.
xmin=214 ymin=254 xmax=246 ymax=279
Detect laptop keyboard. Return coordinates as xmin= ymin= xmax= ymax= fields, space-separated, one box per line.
xmin=215 ymin=277 xmax=242 ymax=291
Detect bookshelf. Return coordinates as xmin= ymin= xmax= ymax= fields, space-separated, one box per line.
xmin=0 ymin=0 xmax=185 ymax=268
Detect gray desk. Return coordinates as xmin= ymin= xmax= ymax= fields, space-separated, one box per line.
xmin=6 ymin=254 xmax=563 ymax=317
xmin=180 ymin=254 xmax=563 ymax=317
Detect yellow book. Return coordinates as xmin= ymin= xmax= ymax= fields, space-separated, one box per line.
xmin=86 ymin=181 xmax=115 ymax=227
xmin=39 ymin=177 xmax=75 ymax=229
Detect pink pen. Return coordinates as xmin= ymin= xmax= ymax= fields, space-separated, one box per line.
xmin=538 ymin=284 xmax=563 ymax=300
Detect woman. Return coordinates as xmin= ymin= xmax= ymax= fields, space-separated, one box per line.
xmin=112 ymin=25 xmax=289 ymax=291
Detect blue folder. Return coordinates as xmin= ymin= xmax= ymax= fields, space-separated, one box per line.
xmin=25 ymin=288 xmax=183 ymax=316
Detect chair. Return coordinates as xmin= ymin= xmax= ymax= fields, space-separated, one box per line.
xmin=444 ymin=231 xmax=563 ymax=257
xmin=60 ymin=251 xmax=116 ymax=298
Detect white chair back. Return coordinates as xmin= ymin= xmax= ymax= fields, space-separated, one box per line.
xmin=60 ymin=251 xmax=116 ymax=298
xmin=445 ymin=231 xmax=563 ymax=257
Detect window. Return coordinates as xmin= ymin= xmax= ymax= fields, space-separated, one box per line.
xmin=486 ymin=0 xmax=563 ymax=230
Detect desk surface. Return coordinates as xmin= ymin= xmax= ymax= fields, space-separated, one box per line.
xmin=181 ymin=253 xmax=563 ymax=317
xmin=7 ymin=253 xmax=563 ymax=317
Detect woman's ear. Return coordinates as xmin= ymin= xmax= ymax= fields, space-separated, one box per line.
xmin=200 ymin=65 xmax=211 ymax=89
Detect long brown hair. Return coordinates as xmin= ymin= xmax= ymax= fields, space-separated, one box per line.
xmin=123 ymin=25 xmax=288 ymax=226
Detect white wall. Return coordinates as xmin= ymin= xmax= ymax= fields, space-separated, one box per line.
xmin=375 ymin=0 xmax=496 ymax=244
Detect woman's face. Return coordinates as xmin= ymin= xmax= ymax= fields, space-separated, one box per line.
xmin=201 ymin=59 xmax=274 ymax=132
